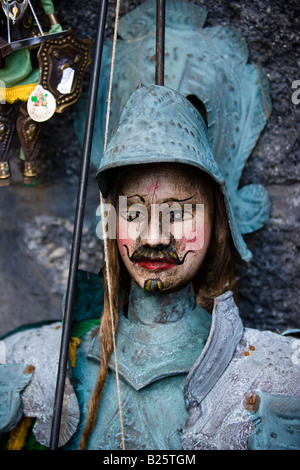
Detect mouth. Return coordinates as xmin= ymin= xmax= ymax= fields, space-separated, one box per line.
xmin=123 ymin=244 xmax=193 ymax=271
xmin=135 ymin=258 xmax=176 ymax=271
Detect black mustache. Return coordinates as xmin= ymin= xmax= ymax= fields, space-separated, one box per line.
xmin=123 ymin=244 xmax=192 ymax=265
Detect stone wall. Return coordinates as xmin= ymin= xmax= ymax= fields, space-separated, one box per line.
xmin=193 ymin=0 xmax=300 ymax=331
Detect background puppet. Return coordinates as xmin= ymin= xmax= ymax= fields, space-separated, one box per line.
xmin=0 ymin=0 xmax=299 ymax=451
xmin=0 ymin=0 xmax=91 ymax=185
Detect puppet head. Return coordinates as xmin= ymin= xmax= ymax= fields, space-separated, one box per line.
xmin=97 ymin=85 xmax=251 ymax=300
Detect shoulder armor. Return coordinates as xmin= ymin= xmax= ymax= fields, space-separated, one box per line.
xmin=3 ymin=322 xmax=80 ymax=448
xmin=0 ymin=362 xmax=33 ymax=434
xmin=183 ymin=292 xmax=300 ymax=450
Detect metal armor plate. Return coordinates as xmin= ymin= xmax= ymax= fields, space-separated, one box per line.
xmin=37 ymin=28 xmax=92 ymax=113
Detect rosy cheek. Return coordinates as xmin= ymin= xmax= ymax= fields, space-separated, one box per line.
xmin=118 ymin=244 xmax=129 ymax=260
xmin=117 ymin=234 xmax=130 ymax=248
xmin=117 ymin=230 xmax=129 ymax=244
xmin=181 ymin=230 xmax=205 ymax=252
xmin=116 ymin=225 xmax=134 ymax=258
xmin=116 ymin=215 xmax=127 ymax=240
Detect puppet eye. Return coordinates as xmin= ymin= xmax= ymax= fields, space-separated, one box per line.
xmin=169 ymin=208 xmax=193 ymax=223
xmin=120 ymin=208 xmax=146 ymax=223
xmin=128 ymin=210 xmax=140 ymax=222
xmin=170 ymin=209 xmax=182 ymax=222
xmin=182 ymin=209 xmax=193 ymax=221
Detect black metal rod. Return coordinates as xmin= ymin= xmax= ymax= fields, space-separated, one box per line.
xmin=155 ymin=0 xmax=165 ymax=86
xmin=50 ymin=0 xmax=108 ymax=450
xmin=5 ymin=1 xmax=11 ymax=44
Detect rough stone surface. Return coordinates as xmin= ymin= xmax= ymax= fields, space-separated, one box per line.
xmin=0 ymin=0 xmax=299 ymax=337
xmin=194 ymin=0 xmax=300 ymax=331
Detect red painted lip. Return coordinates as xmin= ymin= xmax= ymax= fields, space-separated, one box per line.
xmin=135 ymin=258 xmax=176 ymax=271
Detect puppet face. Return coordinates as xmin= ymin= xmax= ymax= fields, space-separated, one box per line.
xmin=116 ymin=163 xmax=213 ymax=293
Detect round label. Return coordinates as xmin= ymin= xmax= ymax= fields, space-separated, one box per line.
xmin=27 ymin=85 xmax=56 ymax=122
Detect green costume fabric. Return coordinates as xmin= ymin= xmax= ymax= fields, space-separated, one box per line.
xmin=0 ymin=49 xmax=38 ymax=88
xmin=40 ymin=0 xmax=56 ymax=15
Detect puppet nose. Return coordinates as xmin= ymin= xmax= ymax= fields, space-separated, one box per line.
xmin=143 ymin=211 xmax=170 ymax=247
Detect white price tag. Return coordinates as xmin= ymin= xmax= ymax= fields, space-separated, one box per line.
xmin=27 ymin=85 xmax=56 ymax=122
xmin=57 ymin=67 xmax=75 ymax=94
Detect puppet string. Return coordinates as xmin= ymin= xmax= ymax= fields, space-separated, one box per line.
xmin=100 ymin=0 xmax=125 ymax=450
xmin=79 ymin=0 xmax=125 ymax=451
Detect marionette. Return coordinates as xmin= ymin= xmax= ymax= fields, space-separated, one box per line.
xmin=0 ymin=0 xmax=299 ymax=451
xmin=0 ymin=0 xmax=91 ymax=185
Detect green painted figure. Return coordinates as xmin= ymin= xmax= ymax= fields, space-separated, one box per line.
xmin=0 ymin=0 xmax=63 ymax=184
xmin=0 ymin=0 xmax=91 ymax=185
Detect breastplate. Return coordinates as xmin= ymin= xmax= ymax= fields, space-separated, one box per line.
xmin=66 ymin=285 xmax=211 ymax=450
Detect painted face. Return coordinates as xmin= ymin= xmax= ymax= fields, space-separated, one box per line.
xmin=115 ymin=163 xmax=213 ymax=293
